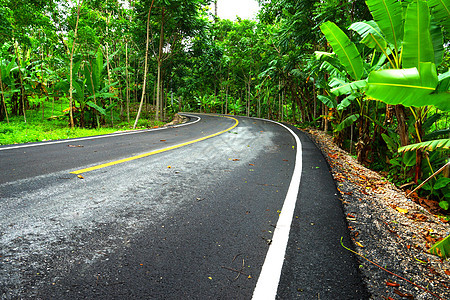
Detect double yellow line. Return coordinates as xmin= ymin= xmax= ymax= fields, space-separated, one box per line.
xmin=70 ymin=116 xmax=239 ymax=175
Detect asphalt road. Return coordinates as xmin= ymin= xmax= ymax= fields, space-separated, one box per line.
xmin=0 ymin=114 xmax=369 ymax=299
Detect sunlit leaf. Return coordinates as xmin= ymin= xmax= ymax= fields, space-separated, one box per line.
xmin=320 ymin=21 xmax=364 ymax=80
xmin=398 ymin=139 xmax=450 ymax=152
xmin=402 ymin=0 xmax=434 ymax=70
xmin=395 ymin=207 xmax=408 ymax=214
xmin=334 ymin=114 xmax=360 ymax=132
xmin=428 ymin=234 xmax=450 ymax=259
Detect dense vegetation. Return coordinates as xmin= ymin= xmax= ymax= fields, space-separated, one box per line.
xmin=0 ymin=0 xmax=449 ymax=213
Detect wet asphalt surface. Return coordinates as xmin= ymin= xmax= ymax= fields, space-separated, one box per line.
xmin=0 ymin=114 xmax=369 ymax=299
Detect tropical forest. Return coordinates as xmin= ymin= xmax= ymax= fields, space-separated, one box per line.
xmin=0 ymin=0 xmax=449 ymax=211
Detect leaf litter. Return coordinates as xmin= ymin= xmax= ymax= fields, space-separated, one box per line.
xmin=304 ymin=128 xmax=449 ymax=300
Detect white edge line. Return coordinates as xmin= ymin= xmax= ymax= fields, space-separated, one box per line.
xmin=0 ymin=114 xmax=201 ymax=151
xmin=251 ymin=118 xmax=303 ymax=300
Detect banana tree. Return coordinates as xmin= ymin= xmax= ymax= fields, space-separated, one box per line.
xmin=318 ymin=22 xmax=376 ymax=159
xmin=362 ymin=0 xmax=449 ymax=111
xmin=363 ymin=0 xmax=449 ymax=190
xmin=320 ymin=0 xmax=449 ymax=161
xmin=83 ymin=48 xmax=119 ymax=127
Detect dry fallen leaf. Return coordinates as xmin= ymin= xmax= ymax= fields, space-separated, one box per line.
xmin=232 ymin=159 xmax=240 ymax=161
xmin=410 ymin=213 xmax=427 ymax=222
xmin=395 ymin=207 xmax=408 ymax=214
xmin=386 ymin=281 xmax=400 ymax=287
xmin=393 ymin=289 xmax=413 ymax=299
xmin=328 ymin=153 xmax=339 ymax=159
xmin=355 ymin=241 xmax=364 ymax=248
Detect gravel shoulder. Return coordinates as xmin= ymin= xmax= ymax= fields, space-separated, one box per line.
xmin=303 ymin=128 xmax=449 ymax=300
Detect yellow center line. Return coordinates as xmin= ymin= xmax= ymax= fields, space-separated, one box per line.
xmin=70 ymin=115 xmax=239 ymax=175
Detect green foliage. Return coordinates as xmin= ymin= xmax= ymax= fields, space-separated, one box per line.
xmin=402 ymin=0 xmax=435 ymax=68
xmin=333 ymin=114 xmax=360 ymax=132
xmin=365 ymin=0 xmax=403 ymax=53
xmin=317 ymin=95 xmax=336 ymax=109
xmin=428 ymin=234 xmax=450 ymax=260
xmin=0 ymin=98 xmax=118 ymax=145
xmin=428 ymin=0 xmax=450 ymax=32
xmin=398 ymin=139 xmax=450 ymax=152
xmin=319 ymin=21 xmax=364 ymax=80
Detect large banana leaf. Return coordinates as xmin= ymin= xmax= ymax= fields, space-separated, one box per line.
xmin=95 ymin=48 xmax=103 ymax=86
xmin=320 ymin=21 xmax=364 ymax=80
xmin=398 ymin=138 xmax=450 ymax=152
xmin=317 ymin=95 xmax=337 ymax=109
xmin=365 ymin=0 xmax=403 ymax=49
xmin=424 ymin=128 xmax=450 ymax=140
xmin=86 ymin=101 xmax=106 ymax=116
xmin=330 ymin=79 xmax=367 ymax=96
xmin=334 ymin=114 xmax=360 ymax=132
xmin=428 ymin=0 xmax=450 ymax=32
xmin=349 ymin=21 xmax=387 ymax=51
xmin=366 ymin=62 xmax=449 ymax=110
xmin=437 ymin=69 xmax=450 ymax=92
xmin=419 ymin=91 xmax=450 ymax=111
xmin=402 ymin=0 xmax=434 ymax=70
xmin=430 ymin=19 xmax=444 ymax=66
xmin=314 ymin=51 xmax=336 ymax=60
xmin=85 ymin=49 xmax=104 ymax=96
xmin=319 ymin=61 xmax=346 ymax=78
xmin=337 ymin=94 xmax=355 ymax=110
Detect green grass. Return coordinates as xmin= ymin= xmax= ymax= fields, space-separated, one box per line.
xmin=0 ymin=97 xmax=166 ymax=145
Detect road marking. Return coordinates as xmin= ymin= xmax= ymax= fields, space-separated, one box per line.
xmin=251 ymin=119 xmax=303 ymax=300
xmin=70 ymin=115 xmax=238 ymax=175
xmin=0 ymin=113 xmax=200 ymax=151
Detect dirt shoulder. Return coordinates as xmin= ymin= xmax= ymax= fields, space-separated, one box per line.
xmin=302 ymin=128 xmax=449 ymax=300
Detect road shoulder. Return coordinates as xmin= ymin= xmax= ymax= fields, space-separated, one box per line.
xmin=276 ymin=126 xmax=369 ymax=299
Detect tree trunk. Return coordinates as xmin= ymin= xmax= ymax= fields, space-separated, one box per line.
xmin=68 ymin=0 xmax=84 ymax=128
xmin=13 ymin=41 xmax=26 ymax=123
xmin=313 ymin=83 xmax=316 ymax=121
xmin=214 ymin=0 xmax=218 ymax=18
xmin=105 ymin=43 xmax=114 ymax=126
xmin=225 ymin=73 xmax=229 ymax=114
xmin=155 ymin=8 xmax=165 ymax=121
xmin=133 ymin=0 xmax=155 ymax=129
xmin=247 ymin=78 xmax=251 ymax=117
xmin=125 ymin=42 xmax=130 ymax=123
xmin=395 ymin=104 xmax=409 ymax=147
xmin=414 ymin=109 xmax=424 ymax=183
xmin=156 ymin=60 xmax=162 ymax=120
xmin=0 ymin=67 xmax=9 ymax=123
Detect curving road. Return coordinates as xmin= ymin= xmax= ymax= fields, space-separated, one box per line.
xmin=0 ymin=114 xmax=368 ymax=299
